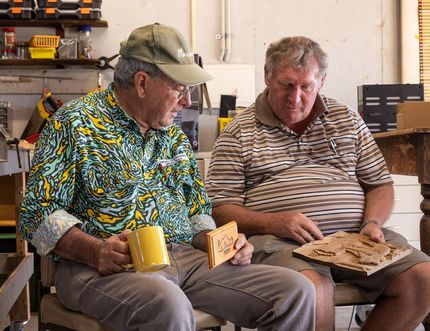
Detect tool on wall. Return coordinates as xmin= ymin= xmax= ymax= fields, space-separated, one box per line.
xmin=21 ymin=88 xmax=62 ymax=143
xmin=0 ymin=74 xmax=73 ymax=83
xmin=97 ymin=54 xmax=120 ymax=70
xmin=0 ymin=124 xmax=20 ymax=165
xmin=195 ymin=55 xmax=211 ymax=113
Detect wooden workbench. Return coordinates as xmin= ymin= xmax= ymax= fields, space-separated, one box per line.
xmin=374 ymin=128 xmax=430 ymax=330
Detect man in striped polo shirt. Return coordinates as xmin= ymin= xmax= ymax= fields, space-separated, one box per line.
xmin=206 ymin=36 xmax=430 ymax=331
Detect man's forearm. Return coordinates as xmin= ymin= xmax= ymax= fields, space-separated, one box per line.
xmin=191 ymin=230 xmax=211 ymax=252
xmin=362 ymin=183 xmax=394 ymax=226
xmin=53 ymin=225 xmax=102 ymax=268
xmin=212 ymin=204 xmax=273 ymax=237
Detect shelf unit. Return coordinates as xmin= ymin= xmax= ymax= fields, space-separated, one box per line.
xmin=0 ymin=147 xmax=33 ymax=325
xmin=0 ymin=19 xmax=108 ymax=29
xmin=0 ymin=19 xmax=108 ymax=67
xmin=0 ymin=58 xmax=101 ymax=67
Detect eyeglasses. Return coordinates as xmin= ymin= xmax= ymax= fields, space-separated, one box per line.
xmin=151 ymin=74 xmax=197 ymax=100
xmin=173 ymin=85 xmax=197 ymax=99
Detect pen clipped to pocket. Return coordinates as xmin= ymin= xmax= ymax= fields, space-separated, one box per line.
xmin=329 ymin=138 xmax=337 ymax=154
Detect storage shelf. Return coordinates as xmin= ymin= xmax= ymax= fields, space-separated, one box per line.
xmin=0 ymin=58 xmax=101 ymax=67
xmin=0 ymin=148 xmax=31 ymax=176
xmin=0 ymin=19 xmax=107 ymax=67
xmin=0 ymin=19 xmax=108 ymax=28
xmin=0 ymin=220 xmax=16 ymax=227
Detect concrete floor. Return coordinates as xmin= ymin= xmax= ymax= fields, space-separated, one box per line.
xmin=0 ymin=307 xmax=424 ymax=331
xmin=1 ymin=306 xmax=426 ymax=330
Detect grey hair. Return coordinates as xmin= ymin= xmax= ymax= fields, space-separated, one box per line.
xmin=265 ymin=36 xmax=328 ymax=77
xmin=113 ymin=57 xmax=164 ymax=88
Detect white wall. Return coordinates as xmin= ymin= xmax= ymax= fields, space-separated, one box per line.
xmin=90 ymin=0 xmax=402 ymax=110
xmin=4 ymin=0 xmax=410 ymax=141
xmin=400 ymin=0 xmax=420 ymax=83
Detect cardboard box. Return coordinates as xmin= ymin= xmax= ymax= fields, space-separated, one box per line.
xmin=358 ymin=84 xmax=423 ymax=133
xmin=396 ymin=101 xmax=430 ymax=129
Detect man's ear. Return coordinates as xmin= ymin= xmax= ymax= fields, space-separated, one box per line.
xmin=264 ymin=65 xmax=271 ymax=86
xmin=134 ymin=71 xmax=148 ymax=98
xmin=318 ymin=73 xmax=327 ymax=91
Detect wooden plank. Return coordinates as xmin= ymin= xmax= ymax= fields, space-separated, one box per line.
xmin=0 ymin=176 xmax=14 ymax=203
xmin=0 ymin=220 xmax=15 ymax=227
xmin=0 ymin=19 xmax=108 ymax=28
xmin=417 ymin=134 xmax=430 ymax=184
xmin=373 ymin=133 xmax=418 ymax=176
xmin=14 ymin=173 xmax=27 ymax=258
xmin=0 ymin=253 xmax=33 ymax=321
xmin=0 ymin=206 xmax=15 ymax=220
xmin=8 ymin=172 xmax=30 ymax=322
xmin=207 ymin=221 xmax=238 ymax=269
xmin=373 ymin=128 xmax=430 ymax=139
xmin=0 ymin=253 xmax=8 ymax=274
xmin=0 ymin=58 xmax=101 ymax=67
xmin=293 ymin=232 xmax=411 ymax=276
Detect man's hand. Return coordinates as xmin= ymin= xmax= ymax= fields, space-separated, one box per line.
xmin=270 ymin=211 xmax=324 ymax=244
xmin=360 ymin=223 xmax=385 ymax=243
xmin=54 ymin=226 xmax=132 ymax=276
xmin=92 ymin=230 xmax=132 ymax=275
xmin=230 ymin=233 xmax=253 ymax=265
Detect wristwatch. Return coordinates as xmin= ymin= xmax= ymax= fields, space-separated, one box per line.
xmin=359 ymin=220 xmax=380 ymax=231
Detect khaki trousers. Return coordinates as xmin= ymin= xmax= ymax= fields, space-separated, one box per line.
xmin=55 ymin=243 xmax=316 ymax=331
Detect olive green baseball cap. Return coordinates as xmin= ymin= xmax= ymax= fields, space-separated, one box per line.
xmin=119 ymin=23 xmax=213 ymax=86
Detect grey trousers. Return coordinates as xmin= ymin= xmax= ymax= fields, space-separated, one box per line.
xmin=55 ymin=243 xmax=316 ymax=331
xmin=249 ymin=229 xmax=430 ymax=302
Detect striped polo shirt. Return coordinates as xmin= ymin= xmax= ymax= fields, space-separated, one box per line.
xmin=206 ymin=88 xmax=393 ymax=235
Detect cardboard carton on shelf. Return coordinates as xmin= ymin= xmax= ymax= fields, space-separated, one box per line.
xmin=396 ymin=101 xmax=430 ymax=130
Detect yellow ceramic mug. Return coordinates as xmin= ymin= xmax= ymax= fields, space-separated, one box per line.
xmin=126 ymin=226 xmax=170 ymax=272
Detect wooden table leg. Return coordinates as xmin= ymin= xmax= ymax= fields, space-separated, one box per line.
xmin=420 ymin=184 xmax=430 ymax=255
xmin=420 ymin=184 xmax=430 ymax=331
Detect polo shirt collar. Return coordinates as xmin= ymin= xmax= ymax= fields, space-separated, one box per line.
xmin=255 ymin=87 xmax=328 ymax=128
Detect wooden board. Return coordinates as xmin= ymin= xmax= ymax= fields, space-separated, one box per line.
xmin=293 ymin=231 xmax=412 ymax=276
xmin=207 ymin=221 xmax=239 ymax=269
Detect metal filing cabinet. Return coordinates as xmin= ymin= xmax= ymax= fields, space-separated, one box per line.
xmin=357 ymin=84 xmax=423 ymax=133
xmin=385 ymin=175 xmax=421 ymax=250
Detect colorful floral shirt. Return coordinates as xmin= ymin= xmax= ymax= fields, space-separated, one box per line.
xmin=18 ymin=84 xmax=215 ymax=256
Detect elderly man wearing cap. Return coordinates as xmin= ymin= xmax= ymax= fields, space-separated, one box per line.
xmin=18 ymin=23 xmax=316 ymax=330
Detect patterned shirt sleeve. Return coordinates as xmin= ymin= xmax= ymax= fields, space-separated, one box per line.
xmin=18 ymin=116 xmax=81 ymax=255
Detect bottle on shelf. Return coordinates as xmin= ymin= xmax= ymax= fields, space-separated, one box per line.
xmin=16 ymin=41 xmax=29 ymax=60
xmin=2 ymin=27 xmax=16 ymax=59
xmin=77 ymin=25 xmax=92 ymax=59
